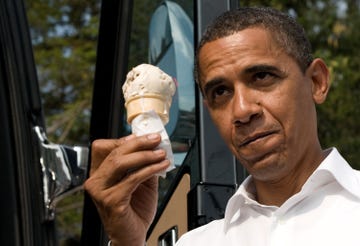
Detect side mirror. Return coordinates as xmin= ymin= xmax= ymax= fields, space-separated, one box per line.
xmin=148 ymin=1 xmax=195 ymax=166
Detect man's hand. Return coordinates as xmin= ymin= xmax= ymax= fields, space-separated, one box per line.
xmin=84 ymin=133 xmax=170 ymax=246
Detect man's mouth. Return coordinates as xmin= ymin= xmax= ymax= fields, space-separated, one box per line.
xmin=239 ymin=131 xmax=277 ymax=147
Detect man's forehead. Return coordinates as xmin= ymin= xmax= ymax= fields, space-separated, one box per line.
xmin=201 ymin=27 xmax=273 ymax=46
xmin=201 ymin=28 xmax=285 ymax=62
xmin=198 ymin=28 xmax=285 ymax=67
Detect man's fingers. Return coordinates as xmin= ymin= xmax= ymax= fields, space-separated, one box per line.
xmin=90 ymin=135 xmax=135 ymax=174
xmin=90 ymin=133 xmax=161 ymax=174
xmin=118 ymin=159 xmax=170 ymax=192
xmin=100 ymin=148 xmax=168 ymax=186
xmin=115 ymin=133 xmax=163 ymax=154
xmin=87 ymin=133 xmax=167 ymax=190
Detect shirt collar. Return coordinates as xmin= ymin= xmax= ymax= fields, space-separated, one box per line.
xmin=224 ymin=147 xmax=360 ymax=232
xmin=311 ymin=147 xmax=360 ymax=198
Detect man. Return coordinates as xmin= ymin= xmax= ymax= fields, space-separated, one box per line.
xmin=84 ymin=7 xmax=360 ymax=246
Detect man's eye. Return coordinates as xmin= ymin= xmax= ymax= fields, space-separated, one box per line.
xmin=204 ymin=85 xmax=232 ymax=107
xmin=213 ymin=85 xmax=230 ymax=98
xmin=254 ymin=72 xmax=272 ymax=80
xmin=214 ymin=86 xmax=226 ymax=96
xmin=251 ymin=72 xmax=280 ymax=87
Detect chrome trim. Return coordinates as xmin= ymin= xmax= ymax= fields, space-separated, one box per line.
xmin=34 ymin=126 xmax=88 ymax=221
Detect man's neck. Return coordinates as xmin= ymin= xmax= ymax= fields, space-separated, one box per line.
xmin=253 ymin=148 xmax=328 ymax=207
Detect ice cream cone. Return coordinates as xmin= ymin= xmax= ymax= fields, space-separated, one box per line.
xmin=125 ymin=93 xmax=171 ymax=124
xmin=122 ymin=64 xmax=176 ymax=124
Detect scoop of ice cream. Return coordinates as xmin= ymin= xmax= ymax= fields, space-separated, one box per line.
xmin=123 ymin=64 xmax=176 ymax=99
xmin=122 ymin=64 xmax=176 ymax=124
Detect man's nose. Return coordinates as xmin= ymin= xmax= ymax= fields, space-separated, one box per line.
xmin=232 ymin=86 xmax=262 ymax=125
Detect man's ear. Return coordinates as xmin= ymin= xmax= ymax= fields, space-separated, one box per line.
xmin=306 ymin=58 xmax=330 ymax=104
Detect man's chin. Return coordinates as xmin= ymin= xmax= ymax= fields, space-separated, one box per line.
xmin=238 ymin=150 xmax=286 ymax=180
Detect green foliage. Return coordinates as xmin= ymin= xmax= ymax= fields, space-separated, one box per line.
xmin=25 ymin=0 xmax=100 ymax=145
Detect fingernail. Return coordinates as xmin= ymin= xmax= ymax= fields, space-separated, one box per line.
xmin=147 ymin=133 xmax=159 ymax=140
xmin=153 ymin=149 xmax=165 ymax=155
xmin=124 ymin=134 xmax=135 ymax=141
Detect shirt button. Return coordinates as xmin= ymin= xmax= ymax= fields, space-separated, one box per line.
xmin=278 ymin=218 xmax=286 ymax=225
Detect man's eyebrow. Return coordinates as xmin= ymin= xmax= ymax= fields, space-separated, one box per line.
xmin=244 ymin=64 xmax=283 ymax=74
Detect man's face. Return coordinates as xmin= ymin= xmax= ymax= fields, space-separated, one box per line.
xmin=198 ymin=28 xmax=322 ymax=182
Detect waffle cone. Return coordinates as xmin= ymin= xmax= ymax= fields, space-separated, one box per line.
xmin=125 ymin=94 xmax=170 ymax=124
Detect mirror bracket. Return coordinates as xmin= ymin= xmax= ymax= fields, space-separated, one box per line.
xmin=33 ymin=126 xmax=88 ymax=221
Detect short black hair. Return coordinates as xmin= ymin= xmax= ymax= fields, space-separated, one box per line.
xmin=194 ymin=7 xmax=313 ymax=85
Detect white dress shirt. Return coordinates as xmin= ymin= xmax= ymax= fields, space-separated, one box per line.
xmin=176 ymin=148 xmax=360 ymax=246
